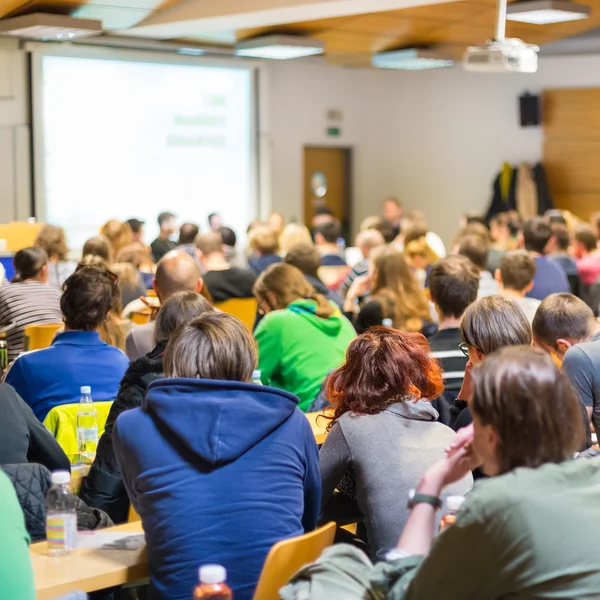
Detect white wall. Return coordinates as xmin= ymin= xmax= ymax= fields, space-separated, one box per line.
xmin=266 ymin=54 xmax=600 ymax=245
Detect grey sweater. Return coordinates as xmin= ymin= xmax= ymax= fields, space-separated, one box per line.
xmin=319 ymin=400 xmax=473 ymax=559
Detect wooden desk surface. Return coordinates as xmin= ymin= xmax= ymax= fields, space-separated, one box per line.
xmin=31 ymin=522 xmax=147 ymax=600
xmin=305 ymin=409 xmax=333 ymax=445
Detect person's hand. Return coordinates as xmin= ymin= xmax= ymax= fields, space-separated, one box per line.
xmin=457 ymin=360 xmax=474 ymax=402
xmin=346 ymin=275 xmax=371 ymax=302
xmin=446 ymin=423 xmax=474 ymax=458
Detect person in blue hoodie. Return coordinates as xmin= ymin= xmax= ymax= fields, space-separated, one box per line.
xmin=113 ymin=311 xmax=321 ymax=600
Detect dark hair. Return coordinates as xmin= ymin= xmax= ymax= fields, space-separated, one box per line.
xmin=465 ymin=214 xmax=488 ymax=228
xmin=471 ymin=346 xmax=584 ymax=474
xmin=164 ymin=311 xmax=257 ymax=380
xmin=499 ymin=250 xmax=536 ymax=291
xmin=428 ymin=255 xmax=479 ymax=319
xmin=325 ymin=327 xmax=443 ymax=427
xmin=154 ymin=291 xmax=213 ymax=344
xmin=314 ymin=219 xmax=342 ymax=244
xmin=178 ymin=222 xmax=199 ymax=245
xmin=284 ymin=243 xmax=321 ymax=277
xmin=523 ymin=217 xmax=552 ymax=254
xmin=208 ymin=213 xmax=220 ymax=226
xmin=458 ymin=234 xmax=490 ymax=270
xmin=532 ymin=293 xmax=595 ymax=349
xmin=315 ymin=207 xmax=333 ymax=216
xmin=125 ymin=218 xmax=144 ymax=235
xmin=35 ymin=224 xmax=69 ymax=261
xmin=551 ymin=223 xmax=571 ymax=252
xmin=545 ymin=209 xmax=567 ymax=225
xmin=82 ymin=236 xmax=111 ymax=262
xmin=460 ymin=296 xmax=532 ymax=355
xmin=158 ymin=212 xmax=175 ymax=227
xmin=61 ymin=265 xmax=119 ymax=330
xmin=219 ymin=227 xmax=237 ymax=248
xmin=574 ymin=225 xmax=597 ymax=253
xmin=12 ymin=247 xmax=48 ymax=283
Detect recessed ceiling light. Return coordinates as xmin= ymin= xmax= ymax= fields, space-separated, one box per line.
xmin=0 ymin=13 xmax=102 ymax=40
xmin=372 ymin=48 xmax=454 ymax=71
xmin=235 ymin=35 xmax=324 ymax=60
xmin=507 ymin=0 xmax=590 ymax=24
xmin=177 ymin=47 xmax=205 ymax=56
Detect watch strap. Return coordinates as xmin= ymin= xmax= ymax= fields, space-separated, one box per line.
xmin=407 ymin=492 xmax=442 ymax=511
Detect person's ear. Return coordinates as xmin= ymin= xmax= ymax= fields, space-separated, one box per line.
xmin=315 ymin=233 xmax=324 ymax=245
xmin=494 ymin=269 xmax=502 ymax=284
xmin=556 ymin=338 xmax=573 ymax=356
xmin=523 ymin=280 xmax=534 ymax=293
xmin=196 ymin=278 xmax=203 ymax=293
xmin=474 ymin=348 xmax=486 ymax=363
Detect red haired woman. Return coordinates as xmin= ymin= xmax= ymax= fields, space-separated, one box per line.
xmin=319 ymin=327 xmax=472 ymax=559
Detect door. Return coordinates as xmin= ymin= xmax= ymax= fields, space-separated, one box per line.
xmin=303 ymin=147 xmax=352 ymax=238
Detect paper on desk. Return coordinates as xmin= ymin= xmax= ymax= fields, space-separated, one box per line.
xmin=77 ymin=531 xmax=145 ymax=551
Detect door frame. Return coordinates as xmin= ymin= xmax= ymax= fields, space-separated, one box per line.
xmin=303 ymin=145 xmax=353 ymax=241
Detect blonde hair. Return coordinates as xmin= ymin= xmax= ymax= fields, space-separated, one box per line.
xmin=35 ymin=224 xmax=69 ymax=261
xmin=250 ymin=225 xmax=279 ymax=255
xmin=279 ymin=223 xmax=313 ymax=255
xmin=404 ymin=238 xmax=440 ymax=265
xmin=372 ymin=247 xmax=431 ymax=332
xmin=100 ymin=220 xmax=133 ymax=256
xmin=360 ymin=216 xmax=382 ymax=231
xmin=253 ymin=263 xmax=334 ymax=319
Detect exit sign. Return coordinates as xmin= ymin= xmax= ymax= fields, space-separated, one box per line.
xmin=327 ymin=127 xmax=341 ymax=137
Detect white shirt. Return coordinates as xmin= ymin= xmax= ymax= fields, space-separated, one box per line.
xmin=478 ymin=271 xmax=499 ymax=299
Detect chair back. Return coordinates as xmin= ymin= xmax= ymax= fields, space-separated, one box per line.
xmin=43 ymin=401 xmax=114 ymax=456
xmin=214 ymin=297 xmax=258 ymax=332
xmin=252 ymin=522 xmax=336 ymax=600
xmin=23 ymin=323 xmax=63 ymax=351
xmin=128 ymin=504 xmax=141 ymax=523
xmin=131 ymin=309 xmax=152 ymax=325
xmin=0 ymin=221 xmax=43 ymax=251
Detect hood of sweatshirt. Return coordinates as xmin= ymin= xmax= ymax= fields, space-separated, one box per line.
xmin=287 ymin=298 xmax=344 ymax=336
xmin=144 ymin=378 xmax=299 ymax=465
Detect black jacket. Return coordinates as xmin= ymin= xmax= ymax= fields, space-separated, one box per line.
xmin=79 ymin=343 xmax=165 ymax=523
xmin=2 ymin=463 xmax=112 ymax=541
xmin=0 ymin=383 xmax=70 ymax=471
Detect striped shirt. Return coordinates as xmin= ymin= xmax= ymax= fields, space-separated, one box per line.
xmin=428 ymin=327 xmax=468 ymax=402
xmin=0 ymin=282 xmax=62 ymax=362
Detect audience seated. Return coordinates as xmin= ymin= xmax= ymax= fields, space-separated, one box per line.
xmin=573 ymin=224 xmax=600 ymax=286
xmin=82 ymin=235 xmax=112 ymax=262
xmin=284 ymin=243 xmax=344 ymax=309
xmin=451 ymin=295 xmax=532 ymax=431
xmin=319 ymin=327 xmax=473 ymax=559
xmin=113 ymin=311 xmax=320 ymax=600
xmin=267 ymin=211 xmax=285 ymax=236
xmin=399 ymin=210 xmax=446 ymax=259
xmin=197 ymin=231 xmax=256 ymax=303
xmin=496 ymin=250 xmax=541 ymax=324
xmin=344 ymin=247 xmax=432 ymax=335
xmin=150 ymin=212 xmax=177 ymax=262
xmin=314 ymin=219 xmax=347 ymax=266
xmin=338 ymin=229 xmax=385 ymax=296
xmin=220 ymin=226 xmax=247 ymax=269
xmin=0 ymin=247 xmax=62 ymax=362
xmin=176 ymin=222 xmax=200 ymax=262
xmin=114 ymin=243 xmax=155 ymax=291
xmin=428 ymin=256 xmax=480 ymax=402
xmin=248 ymin=225 xmax=282 ymax=275
xmin=520 ymin=217 xmax=569 ymax=300
xmin=126 ymin=217 xmax=145 ymax=245
xmin=486 ymin=212 xmax=510 ymax=272
xmin=126 ymin=251 xmax=204 ymax=360
xmin=532 ymin=293 xmax=600 ymax=434
xmin=0 ymin=471 xmax=35 ymax=599
xmin=283 ymin=347 xmax=600 ymax=600
xmin=111 ymin=257 xmax=148 ymax=310
xmin=279 ymin=223 xmax=313 ymax=255
xmin=99 ymin=219 xmax=134 ymax=258
xmin=81 ymin=291 xmax=213 ymax=523
xmin=546 ymin=223 xmax=583 ymax=297
xmin=34 ymin=224 xmax=77 ymax=289
xmin=5 ymin=266 xmax=129 ymax=421
xmin=0 ymin=383 xmax=69 ymax=471
xmin=382 ymin=196 xmax=403 ymax=238
xmin=253 ymin=263 xmax=355 ymax=411
xmin=458 ymin=233 xmax=499 ymax=298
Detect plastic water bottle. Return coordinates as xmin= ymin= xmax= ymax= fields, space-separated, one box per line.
xmin=439 ymin=496 xmax=465 ymax=531
xmin=77 ymin=386 xmax=98 ymax=460
xmin=46 ymin=471 xmax=77 ymax=556
xmin=193 ymin=565 xmax=232 ymax=599
xmin=252 ymin=370 xmax=262 ymax=385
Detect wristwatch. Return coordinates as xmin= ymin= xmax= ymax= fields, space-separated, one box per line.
xmin=407 ymin=489 xmax=442 ymax=511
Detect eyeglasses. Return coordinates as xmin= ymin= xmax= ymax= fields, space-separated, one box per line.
xmin=458 ymin=342 xmax=470 ymax=358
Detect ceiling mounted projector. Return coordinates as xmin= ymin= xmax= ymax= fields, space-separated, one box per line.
xmin=463 ymin=0 xmax=539 ymax=72
xmin=235 ymin=35 xmax=324 ymax=60
xmin=0 ymin=13 xmax=103 ymax=41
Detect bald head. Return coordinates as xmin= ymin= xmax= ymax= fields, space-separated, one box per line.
xmin=355 ymin=229 xmax=385 ymax=258
xmin=154 ymin=251 xmax=202 ymax=302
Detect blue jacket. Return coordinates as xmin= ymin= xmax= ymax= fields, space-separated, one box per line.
xmin=113 ymin=378 xmax=321 ymax=600
xmin=5 ymin=331 xmax=129 ymax=421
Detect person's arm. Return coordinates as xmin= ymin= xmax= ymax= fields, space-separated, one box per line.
xmin=301 ymin=419 xmax=322 ymax=532
xmin=319 ymin=421 xmax=352 ymax=509
xmin=562 ymin=347 xmax=595 ymax=418
xmin=254 ymin=315 xmax=282 ymax=386
xmin=4 ymin=359 xmax=31 ymax=407
xmin=112 ymin=418 xmax=139 ymax=508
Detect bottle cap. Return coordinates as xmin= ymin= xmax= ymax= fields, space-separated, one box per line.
xmin=199 ymin=564 xmax=226 ymax=585
xmin=80 ymin=386 xmax=91 ymax=394
xmin=446 ymin=495 xmax=465 ymax=512
xmin=51 ymin=470 xmax=71 ymax=485
xmin=252 ymin=370 xmax=261 ymax=379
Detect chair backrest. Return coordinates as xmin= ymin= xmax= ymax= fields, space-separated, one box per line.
xmin=252 ymin=522 xmax=336 ymax=600
xmin=214 ymin=297 xmax=258 ymax=332
xmin=131 ymin=310 xmax=152 ymax=325
xmin=42 ymin=401 xmax=114 ymax=456
xmin=128 ymin=504 xmax=141 ymax=523
xmin=0 ymin=221 xmax=43 ymax=252
xmin=23 ymin=323 xmax=63 ymax=351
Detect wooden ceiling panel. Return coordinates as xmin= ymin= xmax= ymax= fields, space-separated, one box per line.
xmin=312 ymin=29 xmax=400 ymax=54
xmin=335 ymin=13 xmax=443 ymax=37
xmin=382 ymin=2 xmax=489 ymax=23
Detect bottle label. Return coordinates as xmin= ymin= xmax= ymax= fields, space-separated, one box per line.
xmin=47 ymin=513 xmax=77 ymax=551
xmin=77 ymin=427 xmax=98 ymax=443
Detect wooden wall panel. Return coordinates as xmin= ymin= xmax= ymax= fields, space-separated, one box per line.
xmin=543 ymin=89 xmax=600 ymax=222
